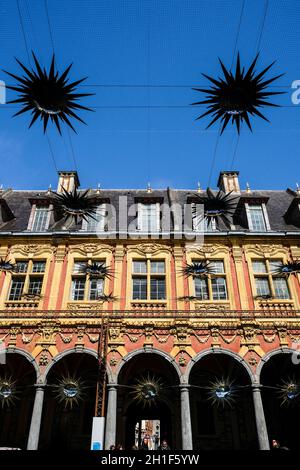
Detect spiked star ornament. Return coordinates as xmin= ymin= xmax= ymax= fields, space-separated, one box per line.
xmin=130 ymin=374 xmax=163 ymax=407
xmin=52 ymin=187 xmax=98 ymax=223
xmin=207 ymin=377 xmax=237 ymax=408
xmin=181 ymin=261 xmax=215 ymax=278
xmin=272 ymin=261 xmax=300 ymax=276
xmin=194 ymin=188 xmax=238 ymax=228
xmin=4 ymin=52 xmax=93 ymax=134
xmin=78 ymin=261 xmax=114 ymax=279
xmin=0 ymin=376 xmax=18 ymax=408
xmin=192 ymin=53 xmax=283 ymax=134
xmin=278 ymin=379 xmax=300 ymax=407
xmin=52 ymin=375 xmax=86 ymax=409
xmin=0 ymin=258 xmax=17 ymax=274
xmin=96 ymin=293 xmax=118 ymax=302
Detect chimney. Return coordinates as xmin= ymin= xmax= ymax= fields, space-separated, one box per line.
xmin=217 ymin=171 xmax=240 ymax=194
xmin=57 ymin=171 xmax=80 ymax=193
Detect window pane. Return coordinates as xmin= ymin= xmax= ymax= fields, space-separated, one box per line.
xmin=252 ymin=261 xmax=267 ymax=273
xmin=150 ymin=261 xmax=165 ymax=273
xmin=269 ymin=260 xmax=282 ymax=272
xmin=273 ymin=278 xmax=290 ymax=299
xmin=9 ymin=278 xmax=24 ymax=300
xmin=73 ymin=262 xmax=83 ymax=273
xmin=32 ymin=206 xmax=49 ymax=231
xmin=248 ymin=205 xmax=266 ymax=231
xmin=255 ymin=277 xmax=270 ymax=296
xmin=194 ymin=277 xmax=209 ymax=300
xmin=150 ymin=277 xmax=166 ymax=300
xmin=210 ymin=261 xmax=225 ymax=273
xmin=89 ymin=278 xmax=104 ymax=300
xmin=71 ymin=278 xmax=86 ymax=300
xmin=32 ymin=261 xmax=46 ymax=273
xmin=132 ymin=278 xmax=147 ymax=299
xmin=16 ymin=261 xmax=28 ymax=273
xmin=139 ymin=203 xmax=159 ymax=232
xmin=211 ymin=277 xmax=227 ymax=300
xmin=133 ymin=261 xmax=147 ymax=274
xmin=86 ymin=205 xmax=106 ymax=232
xmin=28 ymin=277 xmax=43 ymax=295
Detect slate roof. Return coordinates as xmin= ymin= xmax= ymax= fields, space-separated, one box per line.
xmin=0 ymin=187 xmax=299 ymax=234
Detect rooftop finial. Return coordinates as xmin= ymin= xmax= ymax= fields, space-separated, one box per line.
xmin=0 ymin=184 xmax=3 ymax=193
xmin=147 ymin=182 xmax=152 ymax=193
xmin=46 ymin=183 xmax=52 ymax=195
xmin=96 ymin=183 xmax=101 ymax=195
xmin=296 ymin=183 xmax=300 ymax=195
xmin=197 ymin=181 xmax=201 ymax=193
xmin=246 ymin=182 xmax=251 ymax=193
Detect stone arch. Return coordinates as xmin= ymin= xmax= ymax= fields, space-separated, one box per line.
xmin=3 ymin=347 xmax=39 ymax=379
xmin=41 ymin=347 xmax=113 ymax=383
xmin=186 ymin=347 xmax=256 ymax=384
xmin=256 ymin=347 xmax=296 ymax=380
xmin=115 ymin=347 xmax=182 ymax=383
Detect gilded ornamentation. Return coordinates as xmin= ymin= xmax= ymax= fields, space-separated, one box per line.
xmin=178 ymin=354 xmax=187 ymax=367
xmin=128 ymin=243 xmax=172 ymax=256
xmin=69 ymin=243 xmax=113 ymax=255
xmin=39 ymin=352 xmax=49 ymax=366
xmin=11 ymin=244 xmax=54 ymax=256
xmin=248 ymin=355 xmax=258 ymax=366
xmin=194 ymin=333 xmax=210 ymax=344
xmin=153 ymin=333 xmax=170 ymax=343
xmin=262 ymin=333 xmax=276 ymax=343
xmin=218 ymin=331 xmax=238 ymax=344
xmin=58 ymin=332 xmax=73 ymax=343
xmin=186 ymin=243 xmax=230 ymax=257
xmin=22 ymin=332 xmax=35 ymax=343
xmin=85 ymin=333 xmax=100 ymax=343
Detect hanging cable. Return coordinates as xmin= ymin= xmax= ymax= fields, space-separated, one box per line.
xmin=207 ymin=0 xmax=245 ymax=187
xmin=16 ymin=0 xmax=31 ymax=65
xmin=45 ymin=131 xmax=58 ymax=172
xmin=256 ymin=0 xmax=269 ymax=53
xmin=67 ymin=128 xmax=78 ymax=171
xmin=230 ymin=0 xmax=270 ymax=170
xmin=44 ymin=0 xmax=55 ymax=56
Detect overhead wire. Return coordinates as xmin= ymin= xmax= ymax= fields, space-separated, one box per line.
xmin=207 ymin=0 xmax=245 ymax=187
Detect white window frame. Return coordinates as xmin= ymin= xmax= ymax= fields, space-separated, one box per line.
xmin=191 ymin=202 xmax=217 ymax=232
xmin=137 ymin=202 xmax=160 ymax=232
xmin=245 ymin=202 xmax=270 ymax=231
xmin=27 ymin=204 xmax=52 ymax=231
xmin=81 ymin=203 xmax=106 ymax=232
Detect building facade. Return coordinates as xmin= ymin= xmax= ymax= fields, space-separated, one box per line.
xmin=0 ymin=170 xmax=300 ymax=450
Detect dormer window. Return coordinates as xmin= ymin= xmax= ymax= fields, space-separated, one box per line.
xmin=246 ymin=203 xmax=270 ymax=231
xmin=82 ymin=204 xmax=106 ymax=232
xmin=191 ymin=202 xmax=217 ymax=231
xmin=137 ymin=203 xmax=160 ymax=232
xmin=28 ymin=204 xmax=51 ymax=232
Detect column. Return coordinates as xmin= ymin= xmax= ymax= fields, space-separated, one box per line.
xmin=180 ymin=385 xmax=193 ymax=450
xmin=104 ymin=384 xmax=118 ymax=449
xmin=27 ymin=384 xmax=45 ymax=450
xmin=252 ymin=384 xmax=270 ymax=450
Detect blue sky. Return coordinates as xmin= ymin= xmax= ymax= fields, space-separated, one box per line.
xmin=0 ymin=0 xmax=299 ymax=190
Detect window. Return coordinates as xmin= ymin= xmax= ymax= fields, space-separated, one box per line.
xmin=30 ymin=205 xmax=50 ymax=231
xmin=83 ymin=204 xmax=106 ymax=232
xmin=137 ymin=203 xmax=160 ymax=232
xmin=132 ymin=260 xmax=166 ymax=300
xmin=193 ymin=260 xmax=227 ymax=300
xmin=191 ymin=203 xmax=217 ymax=231
xmin=70 ymin=259 xmax=106 ymax=301
xmin=252 ymin=259 xmax=290 ymax=299
xmin=246 ymin=204 xmax=268 ymax=231
xmin=8 ymin=260 xmax=46 ymax=300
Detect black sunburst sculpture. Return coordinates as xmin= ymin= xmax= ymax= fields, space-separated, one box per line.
xmin=277 ymin=378 xmax=300 ymax=407
xmin=192 ymin=53 xmax=283 ymax=134
xmin=97 ymin=293 xmax=118 ymax=302
xmin=78 ymin=261 xmax=113 ymax=279
xmin=52 ymin=187 xmax=98 ymax=223
xmin=130 ymin=374 xmax=163 ymax=408
xmin=194 ymin=188 xmax=238 ymax=227
xmin=0 ymin=258 xmax=17 ymax=274
xmin=272 ymin=261 xmax=300 ymax=276
xmin=181 ymin=261 xmax=215 ymax=278
xmin=207 ymin=377 xmax=237 ymax=408
xmin=4 ymin=52 xmax=93 ymax=134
